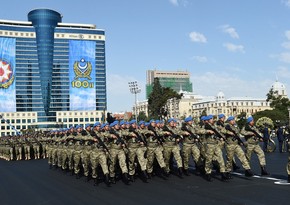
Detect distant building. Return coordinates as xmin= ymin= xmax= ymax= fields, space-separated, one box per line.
xmin=271 ymin=80 xmax=288 ymax=98
xmin=0 ymin=8 xmax=106 ymax=136
xmin=146 ymin=69 xmax=192 ymax=98
xmin=191 ymin=91 xmax=271 ymax=118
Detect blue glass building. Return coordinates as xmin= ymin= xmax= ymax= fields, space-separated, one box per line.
xmin=0 ymin=9 xmax=106 ymax=129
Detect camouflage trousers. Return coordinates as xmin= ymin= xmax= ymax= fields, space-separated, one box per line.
xmin=24 ymin=145 xmax=31 ymax=160
xmin=205 ymin=142 xmax=225 ymax=174
xmin=15 ymin=146 xmax=23 ymax=160
xmin=245 ymin=143 xmax=266 ymax=166
xmin=109 ymin=148 xmax=128 ymax=178
xmin=61 ymin=147 xmax=74 ymax=170
xmin=32 ymin=144 xmax=40 ymax=159
xmin=146 ymin=144 xmax=166 ymax=174
xmin=225 ymin=143 xmax=250 ymax=172
xmin=127 ymin=146 xmax=147 ymax=175
xmin=73 ymin=150 xmax=82 ymax=175
xmin=90 ymin=149 xmax=109 ymax=178
xmin=81 ymin=148 xmax=92 ymax=177
xmin=182 ymin=143 xmax=202 ymax=170
xmin=163 ymin=143 xmax=183 ymax=173
xmin=57 ymin=148 xmax=63 ymax=168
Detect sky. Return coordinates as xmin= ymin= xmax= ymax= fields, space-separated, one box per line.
xmin=2 ymin=0 xmax=290 ymax=113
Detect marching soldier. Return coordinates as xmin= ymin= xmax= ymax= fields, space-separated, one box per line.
xmin=224 ymin=116 xmax=254 ymax=178
xmin=181 ymin=116 xmax=211 ymax=175
xmin=203 ymin=115 xmax=228 ymax=182
xmin=127 ymin=119 xmax=148 ymax=182
xmin=146 ymin=119 xmax=168 ymax=178
xmin=241 ymin=116 xmax=270 ymax=176
xmin=286 ymin=132 xmax=290 ymax=182
xmin=73 ymin=125 xmax=85 ymax=178
xmin=162 ymin=118 xmax=185 ymax=177
xmin=81 ymin=124 xmax=94 ymax=180
xmin=90 ymin=122 xmax=110 ymax=186
xmin=107 ymin=121 xmax=129 ymax=184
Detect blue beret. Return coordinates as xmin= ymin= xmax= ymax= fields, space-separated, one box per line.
xmin=227 ymin=116 xmax=235 ymax=121
xmin=129 ymin=119 xmax=137 ymax=124
xmin=247 ymin=116 xmax=254 ymax=123
xmin=138 ymin=121 xmax=145 ymax=125
xmin=119 ymin=120 xmax=125 ymax=126
xmin=200 ymin=116 xmax=206 ymax=121
xmin=149 ymin=119 xmax=155 ymax=123
xmin=145 ymin=122 xmax=150 ymax=126
xmin=168 ymin=118 xmax=175 ymax=123
xmin=93 ymin=122 xmax=101 ymax=127
xmin=75 ymin=125 xmax=82 ymax=129
xmin=184 ymin=116 xmax=193 ymax=122
xmin=101 ymin=123 xmax=109 ymax=129
xmin=110 ymin=121 xmax=119 ymax=127
xmin=160 ymin=120 xmax=164 ymax=124
xmin=69 ymin=126 xmax=74 ymax=130
xmin=207 ymin=115 xmax=213 ymax=120
xmin=85 ymin=123 xmax=91 ymax=129
xmin=155 ymin=120 xmax=160 ymax=124
xmin=218 ymin=114 xmax=225 ymax=119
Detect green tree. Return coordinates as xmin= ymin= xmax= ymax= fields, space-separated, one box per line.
xmin=236 ymin=111 xmax=247 ymax=129
xmin=266 ymin=88 xmax=290 ymax=113
xmin=148 ymin=78 xmax=182 ymax=119
xmin=137 ymin=111 xmax=148 ymax=121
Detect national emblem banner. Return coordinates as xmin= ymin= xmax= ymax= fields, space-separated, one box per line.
xmin=69 ymin=40 xmax=96 ymax=111
xmin=0 ymin=37 xmax=16 ymax=112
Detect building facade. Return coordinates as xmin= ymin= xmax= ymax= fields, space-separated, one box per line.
xmin=146 ymin=69 xmax=192 ymax=98
xmin=0 ymin=9 xmax=106 ymax=135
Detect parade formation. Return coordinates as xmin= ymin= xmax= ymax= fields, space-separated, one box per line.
xmin=0 ymin=115 xmax=290 ymax=186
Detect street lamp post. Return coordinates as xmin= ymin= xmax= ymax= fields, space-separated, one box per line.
xmin=128 ymin=81 xmax=141 ymax=122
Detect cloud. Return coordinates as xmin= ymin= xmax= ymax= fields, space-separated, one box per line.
xmin=223 ymin=43 xmax=245 ymax=53
xmin=0 ymin=89 xmax=16 ymax=112
xmin=278 ymin=52 xmax=290 ymax=63
xmin=220 ymin=25 xmax=239 ymax=39
xmin=70 ymin=91 xmax=96 ymax=111
xmin=191 ymin=56 xmax=208 ymax=63
xmin=189 ymin=32 xmax=207 ymax=43
xmin=276 ymin=66 xmax=290 ymax=78
xmin=282 ymin=0 xmax=290 ymax=7
xmin=169 ymin=0 xmax=179 ymax=6
xmin=285 ymin=30 xmax=290 ymax=40
xmin=191 ymin=72 xmax=271 ymax=98
xmin=281 ymin=42 xmax=290 ymax=49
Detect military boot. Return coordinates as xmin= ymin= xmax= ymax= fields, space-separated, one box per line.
xmin=225 ymin=172 xmax=233 ymax=179
xmin=129 ymin=174 xmax=135 ymax=182
xmin=110 ymin=177 xmax=116 ymax=184
xmin=104 ymin=174 xmax=111 ymax=187
xmin=233 ymin=162 xmax=240 ymax=171
xmin=123 ymin=173 xmax=130 ymax=185
xmin=245 ymin=169 xmax=254 ymax=177
xmin=205 ymin=174 xmax=212 ymax=182
xmin=184 ymin=169 xmax=190 ymax=176
xmin=261 ymin=166 xmax=270 ymax=176
xmin=76 ymin=172 xmax=81 ymax=179
xmin=287 ymin=175 xmax=290 ymax=183
xmin=221 ymin=172 xmax=228 ymax=181
xmin=178 ymin=167 xmax=183 ymax=178
xmin=162 ymin=168 xmax=170 ymax=177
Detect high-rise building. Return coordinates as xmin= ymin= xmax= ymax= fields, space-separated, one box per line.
xmin=146 ymin=69 xmax=192 ymax=98
xmin=0 ymin=9 xmax=106 ymax=134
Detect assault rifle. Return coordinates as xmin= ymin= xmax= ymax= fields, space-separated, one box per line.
xmin=181 ymin=123 xmax=200 ymax=141
xmin=90 ymin=131 xmax=111 ymax=154
xmin=128 ymin=127 xmax=147 ymax=146
xmin=109 ymin=129 xmax=127 ymax=148
xmin=225 ymin=124 xmax=245 ymax=146
xmin=148 ymin=125 xmax=165 ymax=145
xmin=204 ymin=123 xmax=227 ymax=142
xmin=162 ymin=125 xmax=183 ymax=142
xmin=245 ymin=125 xmax=264 ymax=141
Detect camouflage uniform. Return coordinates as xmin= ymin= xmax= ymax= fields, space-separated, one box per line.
xmin=286 ymin=136 xmax=290 ymax=182
xmin=107 ymin=123 xmax=129 ymax=183
xmin=145 ymin=122 xmax=167 ymax=176
xmin=224 ymin=121 xmax=253 ymax=177
xmin=162 ymin=121 xmax=184 ymax=176
xmin=181 ymin=120 xmax=208 ymax=174
xmin=241 ymin=117 xmax=269 ymax=176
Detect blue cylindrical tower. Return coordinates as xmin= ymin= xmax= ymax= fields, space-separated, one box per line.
xmin=28 ymin=9 xmax=62 ymax=121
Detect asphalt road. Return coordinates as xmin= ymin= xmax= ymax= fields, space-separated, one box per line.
xmin=0 ymin=149 xmax=289 ymax=205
